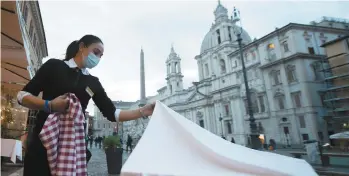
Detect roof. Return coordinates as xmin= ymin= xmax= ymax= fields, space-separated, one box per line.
xmin=321 ymin=35 xmax=349 ymax=47
xmin=228 ymin=23 xmax=349 ymax=57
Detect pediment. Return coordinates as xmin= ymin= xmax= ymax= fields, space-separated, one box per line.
xmin=186 ymin=92 xmax=204 ymax=102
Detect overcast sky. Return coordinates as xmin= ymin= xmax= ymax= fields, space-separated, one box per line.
xmin=39 ymin=0 xmax=349 ymax=113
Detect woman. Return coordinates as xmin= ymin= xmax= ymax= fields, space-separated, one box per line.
xmin=18 ymin=34 xmax=155 ymax=175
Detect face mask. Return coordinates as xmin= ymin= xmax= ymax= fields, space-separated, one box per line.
xmin=83 ymin=53 xmax=100 ymax=69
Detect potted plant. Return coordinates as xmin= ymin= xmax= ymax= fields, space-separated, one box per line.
xmin=103 ymin=135 xmax=123 ymax=174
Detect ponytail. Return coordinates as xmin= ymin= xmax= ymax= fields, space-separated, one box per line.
xmin=64 ymin=35 xmax=103 ymax=61
xmin=64 ymin=40 xmax=79 ymax=61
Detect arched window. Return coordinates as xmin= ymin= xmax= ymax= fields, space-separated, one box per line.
xmin=220 ymin=59 xmax=226 ymax=74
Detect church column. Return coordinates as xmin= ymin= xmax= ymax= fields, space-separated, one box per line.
xmin=210 ymin=105 xmax=217 ymax=133
xmin=178 ymin=61 xmax=182 ymax=73
xmin=222 ymin=26 xmax=228 ymax=42
xmin=204 ymin=106 xmax=212 ymax=132
xmin=214 ymin=102 xmax=221 ymax=135
xmin=198 ymin=61 xmax=203 ymax=80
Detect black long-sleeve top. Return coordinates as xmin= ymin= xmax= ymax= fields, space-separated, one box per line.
xmin=22 ymin=58 xmax=116 ymax=142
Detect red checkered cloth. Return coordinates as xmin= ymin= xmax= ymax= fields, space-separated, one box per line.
xmin=39 ymin=93 xmax=87 ymax=176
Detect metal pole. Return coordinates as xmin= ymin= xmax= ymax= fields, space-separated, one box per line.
xmin=237 ymin=33 xmax=260 ymax=149
xmin=219 ymin=114 xmax=224 ymax=137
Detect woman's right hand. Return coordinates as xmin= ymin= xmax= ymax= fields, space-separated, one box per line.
xmin=50 ymin=94 xmax=69 ymax=113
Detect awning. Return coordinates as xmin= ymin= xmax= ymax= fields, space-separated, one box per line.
xmin=1 ymin=1 xmax=30 ymax=92
xmin=330 ymin=131 xmax=349 ymax=139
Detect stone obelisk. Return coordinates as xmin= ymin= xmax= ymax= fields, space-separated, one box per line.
xmin=139 ymin=47 xmax=146 ymax=107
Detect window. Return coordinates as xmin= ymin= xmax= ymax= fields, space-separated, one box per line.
xmin=308 ymin=47 xmax=315 ymax=54
xmin=29 ymin=21 xmax=34 ymax=37
xmin=311 ymin=62 xmax=322 ymax=80
xmin=224 ymin=104 xmax=230 ymax=116
xmin=251 ymin=52 xmax=256 ymax=60
xmin=32 ymin=33 xmax=37 ymax=49
xmin=174 ymin=62 xmax=178 ymax=73
xmin=205 ymin=63 xmax=209 ymax=76
xmin=177 ymin=82 xmax=179 ymax=87
xmin=268 ymin=43 xmax=275 ymax=49
xmin=282 ymin=41 xmax=289 ymax=52
xmin=267 ymin=43 xmax=276 ymax=60
xmin=291 ymin=92 xmax=302 ymax=108
xmin=228 ymin=26 xmax=232 ymax=41
xmin=219 ymin=59 xmax=226 ymax=74
xmin=225 ymin=120 xmax=232 ymax=134
xmin=271 ymin=70 xmax=281 ymax=85
xmin=276 ymin=96 xmax=285 ymax=110
xmin=231 ymin=59 xmax=237 ymax=68
xmin=251 ymin=93 xmax=259 ymax=113
xmin=302 ymin=134 xmax=309 ymax=141
xmin=23 ymin=4 xmax=29 ymax=23
xmin=286 ymin=65 xmax=297 ymax=83
xmin=299 ymin=116 xmax=306 ymax=128
xmin=258 ymin=96 xmax=265 ymax=112
xmin=283 ymin=126 xmax=289 ymax=134
xmin=216 ymin=29 xmax=221 ymax=44
xmin=199 ymin=119 xmax=204 ymax=128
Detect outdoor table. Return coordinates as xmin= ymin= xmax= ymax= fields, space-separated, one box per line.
xmin=1 ymin=138 xmax=22 ymax=163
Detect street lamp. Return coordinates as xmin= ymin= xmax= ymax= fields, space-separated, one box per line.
xmin=232 ymin=7 xmax=260 ymax=149
xmin=219 ymin=113 xmax=224 ymax=138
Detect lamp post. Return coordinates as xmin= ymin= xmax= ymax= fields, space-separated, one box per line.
xmin=219 ymin=113 xmax=224 ymax=138
xmin=232 ymin=7 xmax=260 ymax=149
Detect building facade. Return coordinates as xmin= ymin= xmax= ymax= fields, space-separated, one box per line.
xmin=122 ymin=3 xmax=349 ymax=147
xmin=93 ymin=101 xmax=135 ymax=138
xmin=319 ymin=35 xmax=349 ymax=137
xmin=18 ymin=1 xmax=48 ymax=77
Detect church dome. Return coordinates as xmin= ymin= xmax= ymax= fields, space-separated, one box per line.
xmin=200 ymin=2 xmax=252 ymax=54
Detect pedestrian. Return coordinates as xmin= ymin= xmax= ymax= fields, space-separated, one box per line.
xmin=231 ymin=137 xmax=235 ymax=143
xmin=95 ymin=136 xmax=99 ymax=148
xmin=99 ymin=136 xmax=102 ymax=149
xmin=89 ymin=136 xmax=93 ymax=148
xmin=126 ymin=135 xmax=133 ymax=152
xmin=18 ymin=34 xmax=156 ymax=176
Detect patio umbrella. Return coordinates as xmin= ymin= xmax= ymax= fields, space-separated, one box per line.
xmin=329 ymin=131 xmax=349 ymax=139
xmin=1 ymin=1 xmax=31 ymax=92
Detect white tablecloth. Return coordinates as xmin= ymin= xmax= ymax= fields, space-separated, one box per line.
xmin=121 ymin=101 xmax=318 ymax=176
xmin=1 ymin=138 xmax=22 ymax=163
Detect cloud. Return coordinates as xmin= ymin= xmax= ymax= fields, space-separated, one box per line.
xmin=39 ymin=0 xmax=349 ymax=113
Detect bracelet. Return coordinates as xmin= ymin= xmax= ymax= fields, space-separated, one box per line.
xmin=44 ymin=100 xmax=51 ymax=113
xmin=139 ymin=108 xmax=147 ymax=119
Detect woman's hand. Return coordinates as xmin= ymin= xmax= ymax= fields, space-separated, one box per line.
xmin=50 ymin=94 xmax=69 ymax=113
xmin=140 ymin=102 xmax=156 ymax=116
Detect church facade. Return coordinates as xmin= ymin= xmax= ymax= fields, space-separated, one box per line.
xmin=121 ymin=3 xmax=349 ymax=146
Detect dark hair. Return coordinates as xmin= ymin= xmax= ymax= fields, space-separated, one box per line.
xmin=64 ymin=34 xmax=103 ymax=61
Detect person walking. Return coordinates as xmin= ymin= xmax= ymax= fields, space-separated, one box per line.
xmin=18 ymin=34 xmax=155 ymax=176
xmin=89 ymin=136 xmax=93 ymax=148
xmin=126 ymin=134 xmax=133 ymax=152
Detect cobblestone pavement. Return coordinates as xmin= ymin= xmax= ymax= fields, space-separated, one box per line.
xmin=87 ymin=147 xmax=130 ymax=176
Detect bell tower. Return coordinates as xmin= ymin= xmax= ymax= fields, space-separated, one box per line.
xmin=166 ymin=45 xmax=183 ymax=94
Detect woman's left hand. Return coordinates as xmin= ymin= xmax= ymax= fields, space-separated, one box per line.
xmin=140 ymin=102 xmax=156 ymax=116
